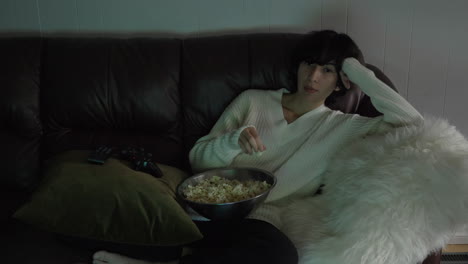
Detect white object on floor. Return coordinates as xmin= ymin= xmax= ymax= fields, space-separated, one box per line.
xmin=92 ymin=251 xmax=179 ymax=264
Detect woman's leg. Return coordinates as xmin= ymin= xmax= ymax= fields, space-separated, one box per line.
xmin=91 ymin=219 xmax=297 ymax=264
xmin=180 ymin=219 xmax=298 ymax=264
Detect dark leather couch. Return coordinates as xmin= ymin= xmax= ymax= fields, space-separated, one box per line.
xmin=0 ymin=33 xmax=441 ymax=264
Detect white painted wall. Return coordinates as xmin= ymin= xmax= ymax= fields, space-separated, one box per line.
xmin=1 ymin=0 xmax=468 ymax=242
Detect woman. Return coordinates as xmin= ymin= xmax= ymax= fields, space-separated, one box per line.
xmin=92 ymin=30 xmax=423 ymax=264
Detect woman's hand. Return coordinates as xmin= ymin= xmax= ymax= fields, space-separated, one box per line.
xmin=239 ymin=127 xmax=266 ymax=154
xmin=340 ymin=57 xmax=371 ymax=90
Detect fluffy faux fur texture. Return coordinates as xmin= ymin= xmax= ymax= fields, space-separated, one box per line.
xmin=281 ymin=117 xmax=468 ymax=264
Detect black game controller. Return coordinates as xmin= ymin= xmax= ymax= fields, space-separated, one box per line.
xmin=119 ymin=147 xmax=164 ymax=178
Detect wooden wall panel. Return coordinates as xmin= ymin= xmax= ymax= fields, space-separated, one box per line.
xmin=76 ymin=0 xmax=102 ymax=32
xmin=321 ymin=0 xmax=347 ymax=33
xmin=270 ymin=0 xmax=322 ymax=33
xmin=381 ymin=0 xmax=413 ymax=99
xmin=347 ymin=0 xmax=386 ymax=69
xmin=37 ymin=0 xmax=78 ymax=32
xmin=444 ymin=0 xmax=468 ymax=137
xmin=99 ymin=0 xmax=198 ymax=34
xmin=244 ymin=0 xmax=270 ymax=33
xmin=197 ymin=0 xmax=244 ymax=34
xmin=406 ymin=0 xmax=450 ymax=117
xmin=0 ymin=0 xmax=40 ymax=33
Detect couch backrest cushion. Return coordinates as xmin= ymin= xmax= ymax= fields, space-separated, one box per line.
xmin=0 ymin=38 xmax=43 ymax=191
xmin=40 ymin=38 xmax=184 ymax=167
xmin=181 ymin=34 xmax=250 ymax=153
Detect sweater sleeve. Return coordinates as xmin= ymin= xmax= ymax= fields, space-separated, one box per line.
xmin=189 ymin=91 xmax=253 ymax=172
xmin=342 ymin=58 xmax=423 ymax=129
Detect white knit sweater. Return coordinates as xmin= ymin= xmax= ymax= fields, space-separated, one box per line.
xmin=188 ymin=58 xmax=423 ymax=229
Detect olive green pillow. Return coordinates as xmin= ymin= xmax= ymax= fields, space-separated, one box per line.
xmin=14 ymin=150 xmax=202 ymax=246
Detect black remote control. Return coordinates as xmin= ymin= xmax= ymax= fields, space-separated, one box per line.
xmin=120 ymin=147 xmax=164 ymax=178
xmin=87 ymin=146 xmax=113 ymax=165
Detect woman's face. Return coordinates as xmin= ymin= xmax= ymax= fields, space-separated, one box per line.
xmin=296 ymin=61 xmax=339 ymax=104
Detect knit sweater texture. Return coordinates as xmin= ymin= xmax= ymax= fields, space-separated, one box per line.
xmin=188 ymin=58 xmax=423 ymax=229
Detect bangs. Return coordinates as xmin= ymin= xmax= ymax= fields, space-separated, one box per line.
xmin=292 ymin=31 xmax=364 ymax=71
xmin=305 ymin=37 xmax=343 ymax=66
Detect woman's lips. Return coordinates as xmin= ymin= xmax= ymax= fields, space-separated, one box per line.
xmin=304 ymin=86 xmax=318 ymax=93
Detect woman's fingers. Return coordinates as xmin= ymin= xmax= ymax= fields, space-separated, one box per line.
xmin=239 ymin=127 xmax=266 ymax=154
xmin=246 ymin=129 xmax=259 ymax=152
xmin=239 ymin=135 xmax=252 ymax=154
xmin=248 ymin=128 xmax=267 ymax=152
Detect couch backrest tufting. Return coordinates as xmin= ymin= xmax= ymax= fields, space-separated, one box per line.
xmin=40 ymin=38 xmax=184 ymax=169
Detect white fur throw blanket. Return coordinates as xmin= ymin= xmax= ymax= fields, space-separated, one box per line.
xmin=282 ymin=117 xmax=468 ymax=264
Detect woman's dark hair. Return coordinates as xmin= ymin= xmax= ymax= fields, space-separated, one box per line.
xmin=290 ymin=30 xmax=365 ymax=104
